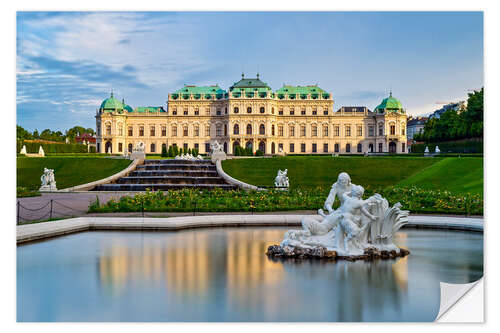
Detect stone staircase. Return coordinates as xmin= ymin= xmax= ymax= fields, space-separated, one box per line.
xmin=93 ymin=159 xmax=237 ymax=191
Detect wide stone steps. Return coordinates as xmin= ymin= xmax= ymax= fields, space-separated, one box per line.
xmin=92 ymin=159 xmax=237 ymax=191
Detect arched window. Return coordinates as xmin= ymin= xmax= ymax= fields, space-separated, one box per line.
xmin=260 ymin=107 xmax=265 ymax=113
xmin=224 ymin=124 xmax=227 ymax=136
xmin=183 ymin=126 xmax=188 ymax=136
xmin=234 ymin=124 xmax=239 ymax=135
xmin=172 ymin=125 xmax=177 ymax=137
xmin=150 ymin=143 xmax=156 ymax=152
xmin=259 ymin=124 xmax=265 ymax=135
xmin=128 ymin=143 xmax=133 ymax=152
xmin=323 ymin=125 xmax=329 ymax=137
xmin=312 ymin=125 xmax=317 ymax=137
xmin=334 ymin=143 xmax=339 ymax=153
xmin=194 ymin=125 xmax=199 ymax=137
xmin=272 ymin=125 xmax=275 ymax=136
xmin=379 ymin=123 xmax=384 ymax=136
xmin=390 ymin=124 xmax=396 ymax=135
xmin=106 ymin=124 xmax=111 ymax=135
xmin=128 ymin=126 xmax=133 ymax=136
xmin=247 ymin=107 xmax=252 ymax=114
xmin=289 ymin=125 xmax=295 ymax=137
xmin=246 ymin=124 xmax=252 ymax=135
xmin=357 ymin=143 xmax=362 ymax=153
xmin=216 ymin=124 xmax=222 ymax=137
xmin=234 ymin=107 xmax=239 ymax=114
xmin=271 ymin=107 xmax=275 ymax=114
xmin=346 ymin=144 xmax=351 ymax=153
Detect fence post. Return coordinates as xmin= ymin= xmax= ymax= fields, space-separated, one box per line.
xmin=50 ymin=199 xmax=53 ymax=220
xmin=17 ymin=201 xmax=20 ymax=225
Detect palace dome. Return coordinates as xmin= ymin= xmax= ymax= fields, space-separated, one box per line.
xmin=100 ymin=92 xmax=124 ymax=111
xmin=374 ymin=92 xmax=404 ymax=113
xmin=122 ymin=99 xmax=133 ymax=112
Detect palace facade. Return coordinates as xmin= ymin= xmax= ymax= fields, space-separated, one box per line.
xmin=95 ymin=74 xmax=408 ymax=155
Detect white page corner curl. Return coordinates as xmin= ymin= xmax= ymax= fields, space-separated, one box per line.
xmin=436 ymin=278 xmax=483 ymax=322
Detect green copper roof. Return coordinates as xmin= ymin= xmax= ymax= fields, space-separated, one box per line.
xmin=275 ymin=85 xmax=329 ymax=99
xmin=134 ymin=106 xmax=166 ymax=113
xmin=122 ymin=99 xmax=133 ymax=112
xmin=100 ymin=92 xmax=124 ymax=110
xmin=374 ymin=92 xmax=404 ymax=113
xmin=172 ymin=85 xmax=226 ymax=95
xmin=229 ymin=75 xmax=272 ymax=92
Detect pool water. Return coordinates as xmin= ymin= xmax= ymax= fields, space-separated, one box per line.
xmin=17 ymin=227 xmax=483 ymax=322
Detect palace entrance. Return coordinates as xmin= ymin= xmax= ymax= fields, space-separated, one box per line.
xmin=389 ymin=141 xmax=397 ymax=153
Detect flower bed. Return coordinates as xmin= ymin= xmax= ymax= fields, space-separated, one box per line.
xmin=88 ymin=186 xmax=483 ymax=216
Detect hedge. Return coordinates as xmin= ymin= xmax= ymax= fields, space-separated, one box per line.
xmin=410 ymin=139 xmax=483 ymax=153
xmin=17 ymin=140 xmax=96 ymax=154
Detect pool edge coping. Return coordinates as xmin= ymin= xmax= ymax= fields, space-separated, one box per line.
xmin=16 ymin=215 xmax=484 ymax=244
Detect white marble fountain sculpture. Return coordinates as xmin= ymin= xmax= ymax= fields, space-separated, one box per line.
xmin=274 ymin=169 xmax=289 ymax=189
xmin=39 ymin=167 xmax=57 ymax=191
xmin=270 ymin=172 xmax=409 ymax=259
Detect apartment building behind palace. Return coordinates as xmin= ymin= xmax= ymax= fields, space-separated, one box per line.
xmin=96 ymin=74 xmax=408 ymax=155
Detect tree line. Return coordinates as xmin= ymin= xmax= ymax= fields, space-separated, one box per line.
xmin=414 ymin=88 xmax=483 ymax=142
xmin=16 ymin=125 xmax=95 ymax=143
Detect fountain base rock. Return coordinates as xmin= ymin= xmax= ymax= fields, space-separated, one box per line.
xmin=266 ymin=244 xmax=410 ymax=261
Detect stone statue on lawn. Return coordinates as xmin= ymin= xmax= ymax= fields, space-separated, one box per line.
xmin=39 ymin=167 xmax=57 ymax=191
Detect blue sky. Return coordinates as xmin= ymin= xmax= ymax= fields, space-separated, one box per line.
xmin=16 ymin=11 xmax=483 ymax=132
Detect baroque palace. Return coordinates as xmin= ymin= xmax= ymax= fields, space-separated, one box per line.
xmin=95 ymin=74 xmax=408 ymax=155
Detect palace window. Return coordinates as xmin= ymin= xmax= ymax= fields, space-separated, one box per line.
xmin=323 ymin=143 xmax=328 ymax=153
xmin=300 ymin=125 xmax=306 ymax=137
xmin=279 ymin=143 xmax=283 ymax=151
xmin=368 ymin=125 xmax=374 ymax=137
xmin=247 ymin=107 xmax=252 ymax=114
xmin=234 ymin=107 xmax=239 ymax=114
xmin=172 ymin=125 xmax=177 ymax=137
xmin=390 ymin=125 xmax=396 ymax=135
xmin=312 ymin=143 xmax=317 ymax=153
xmin=346 ymin=144 xmax=351 ymax=153
xmin=224 ymin=124 xmax=227 ymax=136
xmin=118 ymin=143 xmax=123 ymax=152
xmin=183 ymin=126 xmax=188 ymax=136
xmin=194 ymin=108 xmax=199 ymax=116
xmin=312 ymin=108 xmax=317 ymax=115
xmin=194 ymin=125 xmax=199 ymax=137
xmin=260 ymin=107 xmax=265 ymax=114
xmin=290 ymin=143 xmax=295 ymax=152
xmin=216 ymin=108 xmax=221 ymax=116
xmin=301 ymin=108 xmax=306 ymax=115
xmin=279 ymin=108 xmax=284 ymax=115
xmin=379 ymin=143 xmax=383 ymax=152
xmin=312 ymin=125 xmax=317 ymax=137
xmin=206 ymin=108 xmax=211 ymax=115
xmin=278 ymin=125 xmax=284 ymax=136
xmin=150 ymin=143 xmax=156 ymax=152
xmin=301 ymin=143 xmax=306 ymax=153
xmin=402 ymin=143 xmax=406 ymax=152
xmin=184 ymin=143 xmax=188 ymax=151
xmin=289 ymin=125 xmax=295 ymax=137
xmin=357 ymin=125 xmax=362 ymax=137
xmin=324 ymin=108 xmax=329 ymax=115
xmin=225 ymin=107 xmax=228 ymax=114
xmin=97 ymin=125 xmax=101 ymax=136
xmin=334 ymin=125 xmax=340 ymax=136
xmin=234 ymin=124 xmax=239 ymax=135
xmin=128 ymin=126 xmax=133 ymax=136
xmin=162 ymin=126 xmax=167 ymax=136
xmin=128 ymin=143 xmax=133 ymax=152
xmin=172 ymin=108 xmax=177 ymax=115
xmin=402 ymin=127 xmax=405 ymax=135
xmin=357 ymin=143 xmax=362 ymax=153
xmin=150 ymin=126 xmax=155 ymax=136
xmin=290 ymin=108 xmax=295 ymax=115
xmin=194 ymin=143 xmax=199 ymax=150
xmin=118 ymin=125 xmax=123 ymax=136
xmin=106 ymin=124 xmax=111 ymax=135
xmin=272 ymin=107 xmax=275 ymax=114
xmin=334 ymin=143 xmax=339 ymax=153
xmin=346 ymin=125 xmax=351 ymax=137
xmin=323 ymin=125 xmax=328 ymax=137
xmin=183 ymin=108 xmax=188 ymax=115
xmin=216 ymin=124 xmax=222 ymax=137
xmin=272 ymin=125 xmax=275 ymax=136
xmin=206 ymin=125 xmax=210 ymax=136
xmin=139 ymin=126 xmax=144 ymax=137
xmin=379 ymin=124 xmax=384 ymax=136
xmin=259 ymin=124 xmax=265 ymax=135
xmin=246 ymin=124 xmax=252 ymax=135
xmin=205 ymin=143 xmax=210 ymax=153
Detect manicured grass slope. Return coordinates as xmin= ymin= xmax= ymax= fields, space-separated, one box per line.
xmin=17 ymin=157 xmax=131 ymax=189
xmin=222 ymin=156 xmax=438 ymax=190
xmin=397 ymin=158 xmax=483 ymax=195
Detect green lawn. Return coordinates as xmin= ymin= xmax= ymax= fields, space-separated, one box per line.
xmin=17 ymin=157 xmax=132 ymax=190
xmin=222 ymin=156 xmax=439 ymax=190
xmin=397 ymin=157 xmax=483 ymax=195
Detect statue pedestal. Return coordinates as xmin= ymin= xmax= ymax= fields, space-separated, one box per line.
xmin=130 ymin=151 xmax=145 ymax=160
xmin=39 ymin=184 xmax=57 ymax=192
xmin=211 ymin=151 xmax=227 ymax=163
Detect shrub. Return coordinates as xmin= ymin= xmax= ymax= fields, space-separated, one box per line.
xmin=161 ymin=144 xmax=167 ymax=157
xmin=255 ymin=149 xmax=264 ymax=156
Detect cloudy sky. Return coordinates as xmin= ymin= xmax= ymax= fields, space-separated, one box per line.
xmin=17 ymin=11 xmax=483 ymax=132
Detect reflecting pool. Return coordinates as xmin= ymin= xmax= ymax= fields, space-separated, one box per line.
xmin=17 ymin=227 xmax=483 ymax=322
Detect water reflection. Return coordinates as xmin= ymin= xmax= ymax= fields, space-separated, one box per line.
xmin=18 ymin=228 xmax=482 ymax=322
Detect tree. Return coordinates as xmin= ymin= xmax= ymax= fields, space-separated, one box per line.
xmin=161 ymin=144 xmax=167 ymax=157
xmin=16 ymin=125 xmax=32 ymax=140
